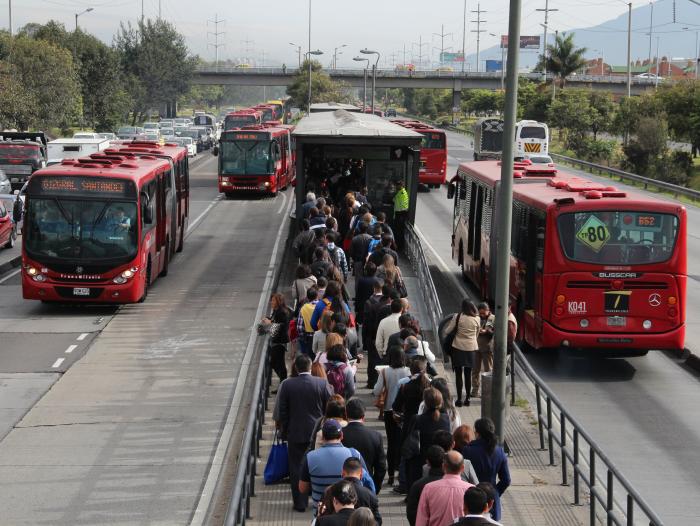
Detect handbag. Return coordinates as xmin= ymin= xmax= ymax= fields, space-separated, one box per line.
xmin=396 ymin=270 xmax=408 ymax=298
xmin=442 ymin=313 xmax=461 ymax=358
xmin=374 ymin=368 xmax=388 ymax=417
xmin=263 ymin=430 xmax=289 ymax=485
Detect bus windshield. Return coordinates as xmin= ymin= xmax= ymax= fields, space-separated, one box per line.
xmin=224 ymin=117 xmax=254 ymax=130
xmin=220 ymin=140 xmax=273 ymax=175
xmin=557 ymin=210 xmax=679 ymax=265
xmin=25 ymin=198 xmax=138 ymax=260
xmin=519 ymin=126 xmax=547 ymax=139
xmin=420 ymin=132 xmax=446 ymax=149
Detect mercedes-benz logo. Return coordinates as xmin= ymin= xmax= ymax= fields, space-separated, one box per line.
xmin=648 ymin=293 xmax=661 ymax=307
xmin=76 ymin=266 xmax=84 ymax=274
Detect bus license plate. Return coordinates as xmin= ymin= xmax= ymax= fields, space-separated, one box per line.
xmin=73 ymin=287 xmax=90 ymax=296
xmin=607 ymin=316 xmax=626 ymax=327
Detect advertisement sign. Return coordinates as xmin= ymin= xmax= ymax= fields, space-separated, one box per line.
xmin=440 ymin=52 xmax=465 ymax=63
xmin=485 ymin=60 xmax=503 ymax=72
xmin=500 ymin=35 xmax=541 ymax=50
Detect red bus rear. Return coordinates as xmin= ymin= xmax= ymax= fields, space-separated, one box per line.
xmin=449 ymin=160 xmax=686 ymax=355
xmin=22 ymin=153 xmax=183 ymax=303
xmin=214 ymin=126 xmax=294 ymax=196
xmin=224 ymin=111 xmax=262 ymax=130
xmin=392 ymin=121 xmax=447 ymax=187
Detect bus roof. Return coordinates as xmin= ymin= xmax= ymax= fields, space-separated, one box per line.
xmin=105 ymin=141 xmax=188 ymax=160
xmin=309 ymin=102 xmax=362 ymax=113
xmin=293 ymin=110 xmax=422 ymax=139
xmin=457 ymin=160 xmax=683 ymax=212
xmin=31 ymin=153 xmax=170 ymax=185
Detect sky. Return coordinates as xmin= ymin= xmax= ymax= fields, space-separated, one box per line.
xmin=5 ymin=0 xmax=699 ymax=68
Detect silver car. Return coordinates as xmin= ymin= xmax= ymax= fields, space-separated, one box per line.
xmin=0 ymin=170 xmax=10 ymax=194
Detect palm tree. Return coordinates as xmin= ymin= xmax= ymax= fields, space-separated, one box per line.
xmin=538 ymin=32 xmax=587 ymax=89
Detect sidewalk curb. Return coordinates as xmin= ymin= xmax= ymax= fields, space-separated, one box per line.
xmin=0 ymin=255 xmax=21 ymax=275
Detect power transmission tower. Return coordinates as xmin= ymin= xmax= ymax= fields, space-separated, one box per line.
xmin=433 ymin=24 xmax=454 ymax=66
xmin=412 ymin=36 xmax=430 ymax=69
xmin=471 ymin=4 xmax=487 ymax=72
xmin=207 ymin=14 xmax=226 ymax=69
xmin=536 ymin=0 xmax=558 ymax=82
xmin=241 ymin=37 xmax=255 ymax=64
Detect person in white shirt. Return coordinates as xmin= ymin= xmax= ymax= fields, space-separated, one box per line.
xmin=375 ymin=299 xmax=404 ymax=355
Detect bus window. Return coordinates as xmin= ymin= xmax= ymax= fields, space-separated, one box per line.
xmin=421 ymin=133 xmax=445 ymax=149
xmin=519 ymin=126 xmax=547 ymax=139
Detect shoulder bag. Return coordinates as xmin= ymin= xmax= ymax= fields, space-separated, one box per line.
xmin=374 ymin=368 xmax=388 ymax=418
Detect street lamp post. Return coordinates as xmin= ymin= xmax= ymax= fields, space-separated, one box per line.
xmin=490 ymin=32 xmax=505 ymax=90
xmin=75 ymin=7 xmax=94 ymax=32
xmin=289 ymin=42 xmax=302 ymax=68
xmin=354 ymin=57 xmax=370 ymax=111
xmin=306 ymin=50 xmax=323 ymax=112
xmin=333 ymin=44 xmax=347 ymax=69
xmin=361 ymin=49 xmax=381 ymax=114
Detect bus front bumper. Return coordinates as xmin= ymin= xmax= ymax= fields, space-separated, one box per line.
xmin=540 ymin=321 xmax=685 ymax=352
xmin=22 ymin=274 xmax=143 ymax=304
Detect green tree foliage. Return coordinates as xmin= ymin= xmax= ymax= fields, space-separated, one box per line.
xmin=623 ymin=116 xmax=668 ymax=176
xmin=537 ymin=32 xmax=587 ymax=88
xmin=115 ymin=19 xmax=197 ymax=122
xmin=0 ymin=62 xmax=39 ymax=130
xmin=587 ymin=91 xmax=615 ymax=140
xmin=462 ymin=89 xmax=501 ymax=115
xmin=657 ymin=80 xmax=700 ymax=157
xmin=286 ymin=59 xmax=352 ymax=111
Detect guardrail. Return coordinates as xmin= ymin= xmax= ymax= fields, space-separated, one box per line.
xmin=549 ymin=153 xmax=700 ymax=203
xmin=513 ymin=343 xmax=664 ymax=526
xmin=407 ymin=222 xmax=664 ymax=525
xmin=224 ymin=336 xmax=272 ymax=526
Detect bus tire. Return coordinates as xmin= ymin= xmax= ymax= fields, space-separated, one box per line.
xmin=176 ymin=224 xmax=184 ymax=252
xmin=139 ymin=259 xmax=151 ymax=303
xmin=160 ymin=240 xmax=169 ymax=277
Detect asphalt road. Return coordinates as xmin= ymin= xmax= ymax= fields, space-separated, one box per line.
xmin=0 ymin=150 xmax=292 ymax=524
xmin=415 ymin=128 xmax=700 ymax=524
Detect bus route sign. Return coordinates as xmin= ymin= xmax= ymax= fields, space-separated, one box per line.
xmin=576 ymin=215 xmax=610 ymax=253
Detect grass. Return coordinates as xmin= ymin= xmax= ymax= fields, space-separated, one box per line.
xmin=513 ymin=396 xmax=530 ymax=410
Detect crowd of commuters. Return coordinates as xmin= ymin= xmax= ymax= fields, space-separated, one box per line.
xmin=267 ymin=188 xmax=511 ymax=526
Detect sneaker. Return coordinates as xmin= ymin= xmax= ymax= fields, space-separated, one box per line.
xmin=455 ymin=399 xmax=463 ymax=407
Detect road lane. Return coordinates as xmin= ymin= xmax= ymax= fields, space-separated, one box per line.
xmin=417 ymin=127 xmax=700 ymax=523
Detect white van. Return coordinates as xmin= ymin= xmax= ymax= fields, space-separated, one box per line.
xmin=47 ymin=137 xmax=111 ymax=162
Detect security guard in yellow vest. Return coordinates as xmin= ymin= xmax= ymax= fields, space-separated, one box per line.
xmin=392 ymin=180 xmax=409 ymax=250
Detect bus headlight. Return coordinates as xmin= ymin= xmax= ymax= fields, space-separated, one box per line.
xmin=32 ymin=274 xmax=46 ymax=282
xmin=121 ymin=269 xmax=135 ymax=279
xmin=113 ymin=276 xmax=127 ymax=284
xmin=26 ymin=267 xmax=38 ymax=276
xmin=642 ymin=320 xmax=652 ymax=330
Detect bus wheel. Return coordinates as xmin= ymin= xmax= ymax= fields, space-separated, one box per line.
xmin=176 ymin=225 xmax=184 ymax=252
xmin=160 ymin=241 xmax=169 ymax=277
xmin=138 ymin=260 xmax=151 ymax=303
xmin=4 ymin=226 xmax=16 ymax=249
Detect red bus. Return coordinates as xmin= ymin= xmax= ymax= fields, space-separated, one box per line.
xmin=106 ymin=141 xmax=190 ymax=253
xmin=448 ymin=160 xmax=686 ymax=355
xmin=22 ymin=153 xmax=185 ymax=303
xmin=224 ymin=110 xmax=262 ymax=131
xmin=393 ymin=120 xmax=447 ymax=187
xmin=214 ymin=125 xmax=294 ymax=196
xmin=252 ymin=104 xmax=276 ymax=123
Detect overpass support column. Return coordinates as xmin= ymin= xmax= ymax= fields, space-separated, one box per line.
xmin=452 ymin=79 xmax=463 ymax=124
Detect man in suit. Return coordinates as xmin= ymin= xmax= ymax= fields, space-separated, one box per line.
xmin=277 ymin=354 xmax=333 ymax=512
xmin=342 ymin=398 xmax=387 ymax=493
xmin=342 ymin=457 xmax=382 ymax=524
xmin=406 ymin=446 xmax=445 ymax=526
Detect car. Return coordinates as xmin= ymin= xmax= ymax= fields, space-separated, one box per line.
xmin=172 ymin=137 xmax=197 ymax=157
xmin=117 ymin=126 xmax=143 ymax=140
xmin=143 ymin=122 xmax=159 ymax=131
xmin=0 ymin=169 xmax=10 ymax=194
xmin=386 ymin=108 xmax=397 ymax=117
xmin=97 ymin=132 xmax=116 ymax=141
xmin=524 ymin=154 xmax=555 ymax=167
xmin=193 ymin=126 xmax=214 ymax=149
xmin=143 ymin=132 xmax=162 ymax=143
xmin=436 ymin=66 xmax=454 ymax=72
xmin=176 ymin=128 xmax=206 ymax=151
xmin=635 ymin=73 xmax=664 ymax=81
xmin=160 ymin=127 xmax=176 ymax=139
xmin=73 ymin=132 xmax=101 ymax=139
xmin=159 ymin=119 xmax=174 ymax=129
xmin=174 ymin=118 xmax=191 ymax=127
xmin=0 ymin=199 xmax=17 ymax=249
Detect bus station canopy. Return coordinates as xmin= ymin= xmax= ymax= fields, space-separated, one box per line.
xmin=293 ymin=110 xmax=423 ymax=141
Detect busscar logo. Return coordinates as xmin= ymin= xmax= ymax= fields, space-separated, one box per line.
xmin=596 ymin=272 xmax=640 ymax=279
xmin=75 ymin=266 xmax=84 ymax=274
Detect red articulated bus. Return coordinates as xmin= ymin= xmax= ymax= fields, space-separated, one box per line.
xmin=22 ymin=152 xmax=187 ymax=303
xmin=393 ymin=120 xmax=447 ymax=187
xmin=448 ymin=160 xmax=686 ymax=355
xmin=224 ymin=110 xmax=262 ymax=131
xmin=214 ymin=125 xmax=294 ymax=197
xmin=252 ymin=104 xmax=276 ymax=123
xmin=105 ymin=141 xmax=190 ymax=253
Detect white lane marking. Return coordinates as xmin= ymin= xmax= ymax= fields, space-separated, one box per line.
xmin=0 ymin=268 xmax=20 ymax=284
xmin=414 ymin=224 xmax=469 ymax=296
xmin=187 ymin=195 xmax=222 ymax=235
xmin=190 ymin=188 xmax=295 ymax=525
xmin=276 ymin=189 xmax=287 ymax=214
xmin=51 ymin=358 xmax=65 ymax=368
xmin=65 ymin=345 xmax=77 ymax=354
xmin=76 ymin=333 xmax=88 ymax=341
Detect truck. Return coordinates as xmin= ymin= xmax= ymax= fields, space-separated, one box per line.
xmin=0 ymin=132 xmax=48 ymax=190
xmin=472 ymin=118 xmax=504 ymax=160
xmin=47 ymin=137 xmax=112 ymax=163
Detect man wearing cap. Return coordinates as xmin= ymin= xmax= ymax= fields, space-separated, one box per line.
xmin=299 ymin=419 xmax=369 ymax=514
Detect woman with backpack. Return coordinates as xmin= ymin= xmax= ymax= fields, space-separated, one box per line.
xmin=325 ymin=344 xmax=355 ymax=400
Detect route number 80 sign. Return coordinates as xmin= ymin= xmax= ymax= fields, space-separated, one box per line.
xmin=576 ymin=215 xmax=610 ymax=253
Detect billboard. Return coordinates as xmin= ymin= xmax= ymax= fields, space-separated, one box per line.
xmin=440 ymin=52 xmax=465 ymax=63
xmin=485 ymin=60 xmax=503 ymax=72
xmin=500 ymin=35 xmax=541 ymax=50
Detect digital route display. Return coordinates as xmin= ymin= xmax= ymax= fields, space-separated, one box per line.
xmin=29 ymin=176 xmax=137 ymax=199
xmin=223 ymin=132 xmax=269 ymax=141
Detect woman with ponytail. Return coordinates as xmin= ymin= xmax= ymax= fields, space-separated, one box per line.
xmin=408 ymin=387 xmax=451 ymax=490
xmin=461 ymin=418 xmax=511 ymax=521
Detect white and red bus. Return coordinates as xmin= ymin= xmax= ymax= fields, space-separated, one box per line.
xmin=448 ymin=160 xmax=686 ymax=355
xmin=214 ymin=125 xmax=294 ymax=196
xmin=22 ymin=153 xmax=185 ymax=303
xmin=392 ymin=120 xmax=448 ymax=187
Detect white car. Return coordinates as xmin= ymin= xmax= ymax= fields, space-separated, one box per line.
xmin=524 ymin=154 xmax=555 ymax=168
xmin=143 ymin=122 xmax=159 ymax=131
xmin=173 ymin=137 xmax=197 ymax=157
xmin=160 ymin=127 xmax=176 ymax=139
xmin=635 ymin=73 xmax=664 ymax=81
xmin=73 ymin=132 xmax=101 ymax=139
xmin=98 ymin=132 xmax=116 ymax=141
xmin=0 ymin=169 xmax=10 ymax=194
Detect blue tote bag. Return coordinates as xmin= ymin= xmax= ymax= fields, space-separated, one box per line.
xmin=263 ymin=431 xmax=289 ymax=485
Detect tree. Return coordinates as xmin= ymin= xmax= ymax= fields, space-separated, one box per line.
xmin=546 ymin=89 xmax=592 ymax=147
xmin=115 ymin=19 xmax=197 ymax=123
xmin=587 ymin=91 xmax=615 ymax=140
xmin=286 ymin=59 xmax=352 ymax=111
xmin=537 ymin=32 xmax=587 ymax=89
xmin=658 ymin=80 xmax=700 ymax=157
xmin=623 ymin=116 xmax=668 ymax=176
xmin=611 ymin=93 xmax=664 ymax=145
xmin=0 ymin=62 xmax=39 ymax=130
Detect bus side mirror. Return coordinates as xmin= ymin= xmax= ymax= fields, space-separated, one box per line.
xmin=212 ymin=146 xmax=219 ymax=156
xmin=447 ymin=183 xmax=455 ymax=200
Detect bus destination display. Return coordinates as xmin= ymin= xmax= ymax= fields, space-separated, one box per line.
xmin=31 ymin=176 xmax=136 ymax=199
xmin=224 ymin=132 xmax=268 ymax=141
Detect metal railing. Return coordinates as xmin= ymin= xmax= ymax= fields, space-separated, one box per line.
xmin=224 ymin=336 xmax=272 ymax=526
xmin=549 ymin=153 xmax=700 ymax=202
xmin=512 ymin=344 xmax=664 ymax=526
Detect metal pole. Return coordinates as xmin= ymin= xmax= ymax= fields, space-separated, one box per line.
xmin=541 ymin=0 xmax=549 ymax=82
xmin=626 ymin=2 xmax=632 ymax=98
xmin=696 ymin=31 xmax=699 ymax=80
xmin=501 ymin=45 xmax=505 ymax=89
xmin=491 ymin=0 xmax=522 ymax=445
xmin=159 ymin=0 xmax=161 ymax=19
xmin=363 ymin=67 xmax=367 ymax=111
xmin=307 ymin=0 xmax=312 ymax=113
xmin=552 ymin=29 xmax=558 ymax=101
xmin=141 ymin=0 xmax=144 ymax=24
xmin=371 ymin=63 xmax=377 ymax=113
xmin=75 ymin=13 xmax=78 ymax=32
xmin=8 ymin=0 xmax=11 ymax=37
xmin=647 ymin=1 xmax=653 ymax=70
xmin=461 ymin=0 xmax=467 ymax=73
xmin=655 ymin=36 xmax=660 ymax=88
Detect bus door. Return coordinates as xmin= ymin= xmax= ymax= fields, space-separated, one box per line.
xmin=520 ymin=207 xmax=546 ymax=345
xmin=156 ymin=170 xmax=167 ymax=259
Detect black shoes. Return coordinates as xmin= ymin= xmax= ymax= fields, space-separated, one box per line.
xmin=455 ymin=399 xmax=463 ymax=407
